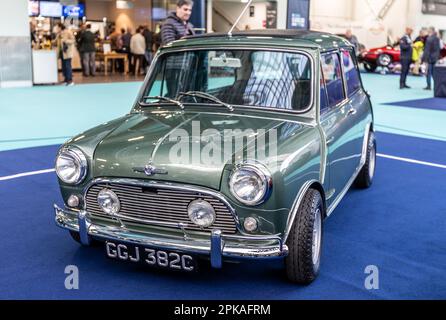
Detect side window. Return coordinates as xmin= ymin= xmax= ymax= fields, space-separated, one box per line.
xmin=320 ymin=65 xmax=329 ymax=113
xmin=342 ymin=50 xmax=361 ymax=96
xmin=321 ymin=52 xmax=345 ymax=107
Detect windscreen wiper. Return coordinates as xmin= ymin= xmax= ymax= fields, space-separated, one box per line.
xmin=140 ymin=96 xmax=185 ymax=110
xmin=177 ymin=91 xmax=234 ymax=112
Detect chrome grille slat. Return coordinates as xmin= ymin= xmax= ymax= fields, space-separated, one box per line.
xmin=89 ymin=205 xmax=235 ymax=222
xmin=85 ymin=183 xmax=237 ymax=234
xmin=89 ymin=210 xmax=236 ymax=225
xmin=87 ymin=201 xmax=236 ymax=221
xmin=88 ymin=212 xmax=237 ymax=233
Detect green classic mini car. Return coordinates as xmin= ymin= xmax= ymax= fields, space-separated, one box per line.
xmin=54 ymin=30 xmax=376 ymax=284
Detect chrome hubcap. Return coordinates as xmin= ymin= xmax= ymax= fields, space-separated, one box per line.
xmin=312 ymin=208 xmax=322 ymax=265
xmin=379 ymin=55 xmax=391 ymax=66
xmin=369 ymin=145 xmax=376 ymax=179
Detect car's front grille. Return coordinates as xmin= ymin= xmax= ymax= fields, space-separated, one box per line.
xmin=85 ymin=183 xmax=238 ymax=234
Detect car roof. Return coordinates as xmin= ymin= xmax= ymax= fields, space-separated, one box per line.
xmin=164 ymin=29 xmax=353 ymax=51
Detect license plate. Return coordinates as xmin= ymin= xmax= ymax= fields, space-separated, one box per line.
xmin=105 ymin=241 xmax=197 ymax=272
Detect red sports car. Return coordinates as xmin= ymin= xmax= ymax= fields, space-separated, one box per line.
xmin=359 ymin=44 xmax=446 ymax=73
xmin=358 ymin=45 xmax=401 ymax=72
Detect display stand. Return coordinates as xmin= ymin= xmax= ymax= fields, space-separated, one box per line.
xmin=434 ymin=64 xmax=446 ymax=98
xmin=32 ymin=50 xmax=58 ymax=84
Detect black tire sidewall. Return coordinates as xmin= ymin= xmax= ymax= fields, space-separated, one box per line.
xmin=368 ymin=134 xmax=377 ymax=182
xmin=285 ymin=189 xmax=324 ymax=284
xmin=355 ymin=131 xmax=376 ymax=188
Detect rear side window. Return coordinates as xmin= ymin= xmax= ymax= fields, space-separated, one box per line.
xmin=320 ymin=66 xmax=329 ymax=112
xmin=342 ymin=50 xmax=361 ymax=95
xmin=321 ymin=52 xmax=345 ymax=107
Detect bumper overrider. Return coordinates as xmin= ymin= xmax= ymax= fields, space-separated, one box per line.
xmin=54 ymin=204 xmax=288 ymax=268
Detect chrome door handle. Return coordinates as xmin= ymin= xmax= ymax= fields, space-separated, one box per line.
xmin=347 ymin=108 xmax=357 ymax=116
xmin=326 ymin=136 xmax=335 ymax=145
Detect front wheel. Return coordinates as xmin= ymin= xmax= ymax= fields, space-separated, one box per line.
xmin=355 ymin=131 xmax=376 ymax=188
xmin=285 ymin=189 xmax=324 ymax=284
xmin=69 ymin=230 xmax=100 ymax=246
xmin=363 ymin=63 xmax=377 ymax=73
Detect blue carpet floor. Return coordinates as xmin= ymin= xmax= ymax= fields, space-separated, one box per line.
xmin=0 ymin=132 xmax=445 ymax=299
xmin=384 ymin=98 xmax=446 ymax=112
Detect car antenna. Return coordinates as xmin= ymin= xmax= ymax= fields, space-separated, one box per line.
xmin=228 ymin=0 xmax=253 ymax=37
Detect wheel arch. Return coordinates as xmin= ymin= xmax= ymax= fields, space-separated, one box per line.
xmin=308 ymin=181 xmax=327 ymax=219
xmin=282 ymin=179 xmax=327 ymax=243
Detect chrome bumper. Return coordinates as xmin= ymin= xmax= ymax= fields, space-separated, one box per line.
xmin=54 ymin=204 xmax=288 ymax=268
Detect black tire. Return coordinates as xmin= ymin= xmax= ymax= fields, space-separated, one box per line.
xmin=69 ymin=230 xmax=100 ymax=246
xmin=285 ymin=189 xmax=324 ymax=284
xmin=363 ymin=63 xmax=377 ymax=73
xmin=355 ymin=131 xmax=376 ymax=188
xmin=69 ymin=230 xmax=82 ymax=244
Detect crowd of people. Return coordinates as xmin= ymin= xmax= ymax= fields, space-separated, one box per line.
xmin=399 ymin=26 xmax=443 ymax=90
xmin=52 ymin=0 xmax=195 ymax=86
xmin=48 ymin=0 xmax=444 ymax=92
xmin=343 ymin=26 xmax=443 ymax=91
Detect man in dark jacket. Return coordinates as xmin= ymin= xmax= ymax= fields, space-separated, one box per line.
xmin=78 ymin=24 xmax=96 ymax=77
xmin=121 ymin=28 xmax=133 ymax=73
xmin=423 ymin=27 xmax=441 ymax=90
xmin=143 ymin=25 xmax=154 ymax=69
xmin=160 ymin=0 xmax=195 ymax=96
xmin=399 ymin=27 xmax=413 ymax=89
xmin=161 ymin=0 xmax=195 ymax=45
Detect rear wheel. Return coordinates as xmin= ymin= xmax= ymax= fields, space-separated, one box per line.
xmin=285 ymin=189 xmax=324 ymax=284
xmin=355 ymin=131 xmax=376 ymax=188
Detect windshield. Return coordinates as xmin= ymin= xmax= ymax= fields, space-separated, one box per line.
xmin=140 ymin=49 xmax=312 ymax=111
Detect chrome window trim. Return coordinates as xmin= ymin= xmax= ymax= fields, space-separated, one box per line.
xmin=340 ymin=48 xmax=362 ymax=98
xmin=133 ymin=45 xmax=316 ymax=117
xmin=82 ymin=177 xmax=246 ymax=234
xmin=320 ymin=50 xmax=348 ymax=112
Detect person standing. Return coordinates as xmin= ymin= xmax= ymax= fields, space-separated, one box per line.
xmin=142 ymin=25 xmax=154 ymax=70
xmin=412 ymin=29 xmax=427 ymax=76
xmin=345 ymin=29 xmax=360 ymax=53
xmin=109 ymin=28 xmax=122 ymax=52
xmin=78 ymin=24 xmax=96 ymax=77
xmin=422 ymin=27 xmax=441 ymax=90
xmin=130 ymin=26 xmax=146 ymax=75
xmin=160 ymin=0 xmax=194 ymax=95
xmin=76 ymin=23 xmax=86 ymax=74
xmin=56 ymin=23 xmax=75 ymax=86
xmin=399 ymin=27 xmax=413 ymax=89
xmin=121 ymin=27 xmax=133 ymax=73
xmin=160 ymin=0 xmax=195 ymax=45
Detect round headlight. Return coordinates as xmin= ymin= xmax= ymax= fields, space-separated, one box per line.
xmin=55 ymin=147 xmax=87 ymax=185
xmin=229 ymin=162 xmax=272 ymax=206
xmin=97 ymin=189 xmax=121 ymax=215
xmin=187 ymin=199 xmax=216 ymax=228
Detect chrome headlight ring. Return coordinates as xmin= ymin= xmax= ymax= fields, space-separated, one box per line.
xmin=229 ymin=161 xmax=273 ymax=206
xmin=55 ymin=146 xmax=88 ymax=185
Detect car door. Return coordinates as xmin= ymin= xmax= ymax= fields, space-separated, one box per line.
xmin=320 ymin=51 xmax=359 ymax=207
xmin=340 ymin=48 xmax=370 ymax=172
